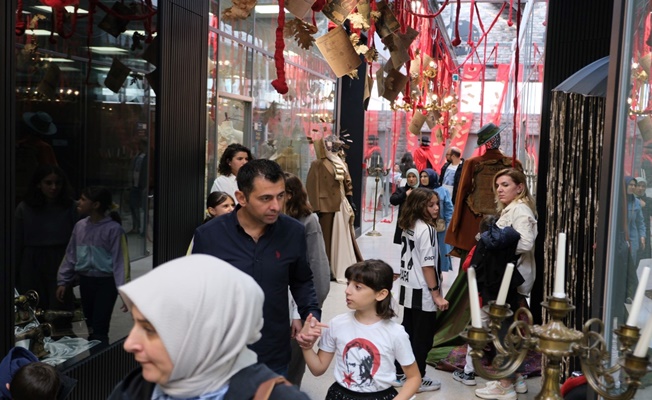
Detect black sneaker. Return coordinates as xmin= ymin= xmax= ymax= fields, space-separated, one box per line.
xmin=452 ymin=369 xmax=477 ymax=386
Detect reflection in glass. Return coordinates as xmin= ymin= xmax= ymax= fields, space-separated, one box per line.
xmin=608 ymin=0 xmax=652 ymax=392
xmin=14 ymin=0 xmax=157 ymax=354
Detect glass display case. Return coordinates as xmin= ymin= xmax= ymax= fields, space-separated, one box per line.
xmin=603 ymin=0 xmax=652 ymax=395
xmin=13 ymin=0 xmax=157 ymax=350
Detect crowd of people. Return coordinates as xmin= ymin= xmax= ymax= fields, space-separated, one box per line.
xmin=5 ymin=123 xmax=544 ymax=400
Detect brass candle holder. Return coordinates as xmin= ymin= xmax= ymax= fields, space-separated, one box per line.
xmin=461 ymin=297 xmax=652 ymax=400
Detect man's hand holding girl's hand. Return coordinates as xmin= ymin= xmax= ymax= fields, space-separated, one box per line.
xmin=296 ymin=313 xmax=328 ymax=349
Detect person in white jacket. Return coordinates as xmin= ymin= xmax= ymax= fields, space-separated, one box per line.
xmin=473 ymin=168 xmax=537 ymax=400
xmin=210 ymin=143 xmax=252 ymax=203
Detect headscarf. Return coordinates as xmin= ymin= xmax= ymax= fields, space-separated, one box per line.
xmin=419 ymin=168 xmax=440 ymax=189
xmin=118 ymin=254 xmax=264 ymax=398
xmin=405 ymin=168 xmax=419 ymax=189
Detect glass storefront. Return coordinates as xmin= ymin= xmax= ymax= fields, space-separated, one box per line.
xmin=605 ymin=0 xmax=652 ymax=394
xmin=14 ymin=0 xmax=157 ymax=348
xmin=207 ymin=0 xmax=337 ymax=192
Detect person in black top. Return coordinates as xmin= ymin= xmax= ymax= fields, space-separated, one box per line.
xmin=439 ymin=146 xmax=464 ymax=204
xmin=192 ymin=159 xmax=321 ymax=375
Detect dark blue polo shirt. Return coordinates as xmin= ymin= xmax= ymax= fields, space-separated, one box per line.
xmin=192 ymin=206 xmax=321 ymax=370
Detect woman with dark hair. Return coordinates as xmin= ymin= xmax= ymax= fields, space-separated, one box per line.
xmin=419 ymin=168 xmax=454 ymax=272
xmin=284 ymin=173 xmax=330 ymax=387
xmin=398 ymin=153 xmax=416 ymax=183
xmin=210 ymin=143 xmax=252 ymax=203
xmin=16 ymin=165 xmax=78 ymax=316
xmin=300 ymin=260 xmax=420 ymax=400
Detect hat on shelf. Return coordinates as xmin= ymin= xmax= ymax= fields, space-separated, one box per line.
xmin=476 ymin=123 xmax=505 ymax=146
xmin=23 ymin=111 xmax=57 ymax=135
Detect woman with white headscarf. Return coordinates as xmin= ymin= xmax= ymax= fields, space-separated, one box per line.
xmin=390 ymin=168 xmax=420 ymax=247
xmin=108 ymin=254 xmax=309 ymax=400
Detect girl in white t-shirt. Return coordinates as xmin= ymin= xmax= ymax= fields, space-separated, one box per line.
xmin=300 ymin=260 xmax=420 ymax=400
xmin=395 ymin=188 xmax=449 ymax=393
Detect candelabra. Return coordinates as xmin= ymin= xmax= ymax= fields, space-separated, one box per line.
xmin=461 ymin=294 xmax=651 ymax=400
xmin=365 ymin=166 xmax=389 ymax=237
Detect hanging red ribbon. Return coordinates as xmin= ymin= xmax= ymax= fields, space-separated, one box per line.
xmin=512 ymin=0 xmax=521 ymax=166
xmin=467 ymin=0 xmax=475 ymax=46
xmin=452 ymin=0 xmax=462 ymax=46
xmin=16 ymin=0 xmax=26 ymax=35
xmin=271 ymin=0 xmax=289 ymax=94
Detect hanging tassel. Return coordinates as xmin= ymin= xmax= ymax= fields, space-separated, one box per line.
xmin=452 ymin=0 xmax=462 ymax=46
xmin=507 ymin=0 xmax=514 ymax=27
xmin=271 ymin=0 xmax=289 ymax=94
xmin=16 ymin=0 xmax=27 ymax=35
xmin=467 ymin=0 xmax=475 ymax=46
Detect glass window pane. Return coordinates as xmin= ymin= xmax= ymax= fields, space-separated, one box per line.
xmin=607 ymin=1 xmax=652 ymax=391
xmin=15 ymin=0 xmax=156 ymax=351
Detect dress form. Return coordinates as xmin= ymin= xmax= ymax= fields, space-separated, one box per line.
xmin=274 ymin=145 xmax=300 ymax=176
xmin=217 ymin=120 xmax=244 ymax=159
xmin=306 ymin=139 xmax=362 ymax=282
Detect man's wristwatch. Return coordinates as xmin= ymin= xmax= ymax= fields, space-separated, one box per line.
xmin=428 ymin=286 xmax=440 ymax=292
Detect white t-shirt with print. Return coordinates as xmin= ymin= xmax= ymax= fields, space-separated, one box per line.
xmin=319 ymin=311 xmax=415 ymax=393
xmin=398 ymin=219 xmax=440 ymax=312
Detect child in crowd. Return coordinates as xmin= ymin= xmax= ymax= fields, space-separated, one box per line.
xmin=56 ymin=186 xmax=130 ymax=344
xmin=203 ymin=191 xmax=235 ymax=223
xmin=9 ymin=362 xmax=60 ymax=400
xmin=395 ymin=188 xmax=449 ymax=392
xmin=300 ymin=260 xmax=420 ymax=400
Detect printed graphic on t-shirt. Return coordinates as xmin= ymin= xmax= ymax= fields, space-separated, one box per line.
xmin=399 ymin=233 xmax=415 ymax=283
xmin=342 ymin=338 xmax=381 ymax=390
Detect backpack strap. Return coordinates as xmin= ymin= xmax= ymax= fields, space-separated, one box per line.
xmin=253 ymin=376 xmax=292 ymax=400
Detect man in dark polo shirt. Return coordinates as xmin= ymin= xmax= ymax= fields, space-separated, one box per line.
xmin=192 ymin=159 xmax=321 ymax=376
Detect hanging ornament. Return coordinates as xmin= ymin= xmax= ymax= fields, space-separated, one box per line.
xmin=39 ymin=0 xmax=80 ymax=40
xmin=272 ymin=0 xmax=289 ymax=94
xmin=16 ymin=0 xmax=27 ymax=35
xmin=452 ymin=0 xmax=462 ymax=46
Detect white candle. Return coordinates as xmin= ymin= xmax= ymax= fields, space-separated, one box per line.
xmin=633 ymin=316 xmax=652 ymax=357
xmin=553 ymin=233 xmax=567 ymax=298
xmin=626 ymin=267 xmax=650 ymax=326
xmin=467 ymin=267 xmax=483 ymax=328
xmin=496 ymin=263 xmax=515 ymax=306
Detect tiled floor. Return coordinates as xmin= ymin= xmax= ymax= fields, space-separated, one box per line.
xmin=103 ymin=211 xmax=652 ymax=399
xmin=300 ymin=217 xmax=543 ymax=400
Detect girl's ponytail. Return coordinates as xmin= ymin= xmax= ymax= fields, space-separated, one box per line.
xmin=109 ymin=210 xmax=122 ymax=225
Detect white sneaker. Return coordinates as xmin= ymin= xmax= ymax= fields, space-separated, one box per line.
xmin=418 ymin=376 xmax=441 ymax=392
xmin=514 ymin=375 xmax=528 ymax=394
xmin=475 ymin=381 xmax=517 ymax=400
